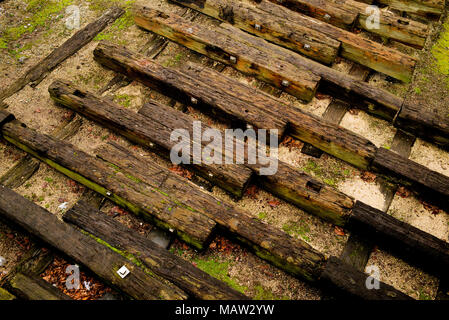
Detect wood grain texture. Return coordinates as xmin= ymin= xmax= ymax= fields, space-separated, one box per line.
xmin=9 ymin=273 xmax=72 ymax=300
xmin=64 ymin=200 xmax=247 ymax=300
xmin=319 ymin=257 xmax=412 ymax=300
xmin=172 ymin=0 xmax=341 ymax=64
xmin=348 ymin=201 xmax=449 ymax=276
xmin=250 ymin=0 xmax=417 ymax=82
xmin=2 ymin=121 xmax=216 ymax=250
xmin=0 ymin=185 xmax=187 ymax=300
xmin=48 ymin=80 xmax=253 ymax=198
xmin=133 ymin=5 xmax=320 ymax=101
xmin=93 ymin=141 xmax=327 ymax=282
xmin=371 ymin=147 xmax=449 ymax=212
xmin=377 ymin=0 xmax=445 ymax=15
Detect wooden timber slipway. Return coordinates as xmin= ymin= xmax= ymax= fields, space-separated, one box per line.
xmin=0 ymin=0 xmax=448 ymax=302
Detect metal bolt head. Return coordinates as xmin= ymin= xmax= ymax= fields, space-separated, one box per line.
xmin=230 ymin=56 xmax=237 ymax=64
xmin=281 ymin=80 xmax=290 ymax=87
xmin=191 ymin=97 xmax=198 ymax=104
xmin=106 ymin=191 xmax=112 ymax=196
xmin=208 ymin=172 xmax=214 ymax=177
xmin=324 ymin=13 xmax=331 ymax=20
xmin=254 ymin=23 xmax=261 ymax=31
xmin=304 ymin=43 xmax=311 ymax=51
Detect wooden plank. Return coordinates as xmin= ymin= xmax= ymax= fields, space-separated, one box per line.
xmin=265 ymin=0 xmax=359 ymax=29
xmin=140 ymin=103 xmax=355 ymax=226
xmin=250 ymin=0 xmax=417 ymax=82
xmin=395 ymin=102 xmax=449 ymax=151
xmin=133 ymin=5 xmax=321 ymax=101
xmin=371 ymin=147 xmax=449 ymax=212
xmin=0 ymin=185 xmax=187 ymax=300
xmin=345 ymin=0 xmax=429 ymax=48
xmin=217 ymin=23 xmax=403 ymax=120
xmin=347 ymin=201 xmax=449 ymax=276
xmin=9 ymin=273 xmax=72 ymax=300
xmin=0 ymin=116 xmax=82 ymax=189
xmin=255 ymin=161 xmax=354 ymax=226
xmin=319 ymin=256 xmax=412 ymax=299
xmin=48 ymin=80 xmax=253 ymax=198
xmin=171 ymin=0 xmax=341 ymax=64
xmin=64 ymin=200 xmax=247 ymax=300
xmin=1 ymin=121 xmax=217 ymax=250
xmin=301 ymin=63 xmax=370 ymax=157
xmin=92 ymin=142 xmax=327 ymax=282
xmin=0 ymin=288 xmax=16 ymax=300
xmin=377 ymin=0 xmax=445 ymax=15
xmin=93 ymin=43 xmax=288 ymax=135
xmin=91 ymin=43 xmax=378 ymax=169
xmin=0 ymin=7 xmax=124 ymax=103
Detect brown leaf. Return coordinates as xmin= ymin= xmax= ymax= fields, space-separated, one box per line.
xmin=361 ymin=171 xmax=376 ymax=183
xmin=268 ymin=200 xmax=281 ymax=208
xmin=334 ymin=226 xmax=345 ymax=236
xmin=396 ymin=186 xmax=411 ymax=198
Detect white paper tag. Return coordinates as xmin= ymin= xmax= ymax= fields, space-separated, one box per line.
xmin=117 ymin=265 xmax=130 ymax=278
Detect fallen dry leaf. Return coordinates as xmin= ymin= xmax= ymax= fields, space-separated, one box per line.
xmin=268 ymin=200 xmax=281 ymax=208
xmin=361 ymin=171 xmax=377 ymax=183
xmin=334 ymin=226 xmax=346 ymax=236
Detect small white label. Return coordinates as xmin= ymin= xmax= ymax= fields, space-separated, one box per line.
xmin=117 ymin=265 xmax=130 ymax=278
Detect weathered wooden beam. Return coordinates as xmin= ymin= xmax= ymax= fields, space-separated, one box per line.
xmin=92 ymin=44 xmax=379 ymax=169
xmin=255 ymin=161 xmax=354 ymax=226
xmin=48 ymin=80 xmax=253 ymax=198
xmin=0 ymin=109 xmax=14 ymax=128
xmin=0 ymin=7 xmax=124 ymax=103
xmin=133 ymin=5 xmax=321 ymax=102
xmin=93 ymin=43 xmax=287 ymax=134
xmin=93 ymin=142 xmax=326 ymax=281
xmin=377 ymin=0 xmax=445 ymax=15
xmin=132 ymin=6 xmax=408 ymax=119
xmin=9 ymin=273 xmax=72 ymax=300
xmin=1 ymin=121 xmax=217 ymax=250
xmin=64 ymin=200 xmax=247 ymax=300
xmin=265 ymin=0 xmax=359 ymax=29
xmin=0 ymin=116 xmax=82 ymax=189
xmin=345 ymin=0 xmax=429 ymax=48
xmin=0 ymin=185 xmax=187 ymax=300
xmin=371 ymin=147 xmax=449 ymax=212
xmin=319 ymin=257 xmax=412 ymax=299
xmin=395 ymin=102 xmax=449 ymax=151
xmin=0 ymin=288 xmax=16 ymax=300
xmin=171 ymin=0 xmax=341 ymax=64
xmin=249 ymin=0 xmax=417 ymax=82
xmin=348 ymin=201 xmax=449 ymax=276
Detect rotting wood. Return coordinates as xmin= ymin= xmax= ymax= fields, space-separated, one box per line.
xmin=245 ymin=0 xmax=417 ymax=82
xmin=347 ymin=201 xmax=449 ymax=276
xmin=0 ymin=185 xmax=187 ymax=300
xmin=343 ymin=0 xmax=428 ymax=48
xmin=64 ymin=200 xmax=247 ymax=300
xmin=9 ymin=273 xmax=72 ymax=300
xmin=0 ymin=288 xmax=16 ymax=300
xmin=93 ymin=43 xmax=288 ymax=134
xmin=319 ymin=256 xmax=412 ymax=300
xmin=133 ymin=6 xmax=321 ymax=101
xmin=1 ymin=121 xmax=217 ymax=250
xmin=377 ymin=0 xmax=445 ymax=15
xmin=48 ymin=80 xmax=253 ymax=198
xmin=302 ymin=63 xmax=370 ymax=158
xmin=93 ymin=142 xmax=327 ymax=282
xmin=0 ymin=115 xmax=82 ymax=189
xmin=265 ymin=0 xmax=358 ymax=29
xmin=171 ymin=0 xmax=341 ymax=64
xmin=371 ymin=147 xmax=449 ymax=212
xmin=90 ymin=45 xmax=378 ymax=169
xmin=0 ymin=7 xmax=124 ymax=104
xmin=395 ymin=102 xmax=449 ymax=151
